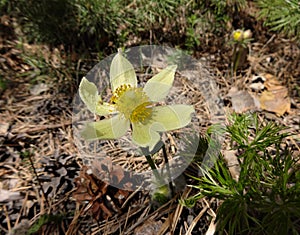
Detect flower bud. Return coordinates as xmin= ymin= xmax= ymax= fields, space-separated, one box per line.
xmin=243 ymin=29 xmax=252 ymax=39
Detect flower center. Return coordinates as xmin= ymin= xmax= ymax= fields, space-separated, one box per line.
xmin=111 ymin=85 xmax=152 ymax=123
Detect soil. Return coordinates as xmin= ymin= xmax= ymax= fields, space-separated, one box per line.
xmin=0 ymin=9 xmax=299 ymax=235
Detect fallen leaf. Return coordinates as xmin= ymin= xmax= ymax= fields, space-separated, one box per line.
xmin=249 ymin=82 xmax=264 ymax=91
xmin=250 ymin=73 xmax=291 ymax=116
xmin=223 ymin=150 xmax=240 ymax=181
xmin=250 ymin=75 xmax=266 ymax=91
xmin=263 ymin=73 xmax=282 ymax=90
xmin=0 ymin=189 xmax=22 ymax=202
xmin=134 ymin=219 xmax=163 ymax=235
xmin=228 ymin=87 xmax=259 ymax=113
xmin=8 ymin=219 xmax=30 ymax=235
xmin=30 ymin=83 xmax=49 ymax=95
xmin=73 ymin=164 xmax=132 ymax=220
xmin=259 ymin=89 xmax=290 ymax=116
xmin=0 ymin=122 xmax=9 ymax=135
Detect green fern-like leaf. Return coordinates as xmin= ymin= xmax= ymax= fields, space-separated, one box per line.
xmin=256 ymin=0 xmax=300 ymax=38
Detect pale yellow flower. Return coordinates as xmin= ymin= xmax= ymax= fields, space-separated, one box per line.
xmin=232 ymin=29 xmax=243 ymax=41
xmin=232 ymin=29 xmax=252 ymax=41
xmin=242 ymin=29 xmax=252 ymax=39
xmin=79 ymin=51 xmax=195 ymax=151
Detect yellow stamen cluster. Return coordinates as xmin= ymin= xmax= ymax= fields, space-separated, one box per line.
xmin=110 ymin=84 xmax=132 ymax=104
xmin=111 ymin=85 xmax=153 ymax=123
xmin=130 ymin=102 xmax=152 ymax=123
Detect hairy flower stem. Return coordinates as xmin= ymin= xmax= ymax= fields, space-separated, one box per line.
xmin=141 ymin=145 xmax=166 ymax=187
xmin=144 ymin=154 xmax=163 ymax=185
xmin=142 ymin=143 xmax=174 ymax=197
xmin=233 ymin=45 xmax=243 ymax=74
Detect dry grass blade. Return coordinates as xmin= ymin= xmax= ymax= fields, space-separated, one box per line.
xmin=167 ymin=187 xmax=192 ymax=234
xmin=203 ymin=198 xmax=217 ymax=235
xmin=186 ymin=203 xmax=209 ymax=234
xmin=10 ymin=121 xmax=73 ymax=135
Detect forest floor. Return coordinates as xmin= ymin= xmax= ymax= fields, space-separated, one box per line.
xmin=0 ymin=11 xmax=300 ymax=235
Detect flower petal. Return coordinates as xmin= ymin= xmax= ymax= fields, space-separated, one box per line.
xmin=79 ymin=77 xmax=115 ymax=115
xmin=143 ymin=65 xmax=177 ymax=101
xmin=132 ymin=122 xmax=162 ymax=151
xmin=110 ymin=51 xmax=137 ymax=92
xmin=81 ymin=114 xmax=129 ymax=140
xmin=132 ymin=104 xmax=194 ymax=151
xmin=151 ymin=105 xmax=195 ymax=131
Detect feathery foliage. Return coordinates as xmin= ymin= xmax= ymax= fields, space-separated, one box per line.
xmin=183 ymin=113 xmax=300 ymax=234
xmin=256 ymin=0 xmax=300 ymax=39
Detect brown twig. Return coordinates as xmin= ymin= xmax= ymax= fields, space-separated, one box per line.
xmin=27 ymin=153 xmax=50 ymax=207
